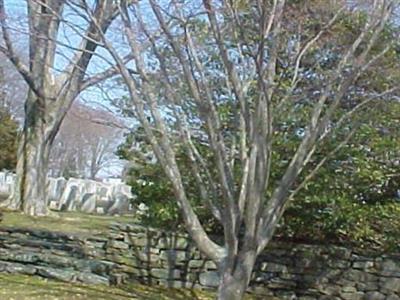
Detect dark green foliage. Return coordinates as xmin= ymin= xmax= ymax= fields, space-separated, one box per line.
xmin=0 ymin=108 xmax=18 ymax=171
xmin=277 ymin=101 xmax=400 ymax=251
xmin=118 ymin=129 xmax=220 ymax=232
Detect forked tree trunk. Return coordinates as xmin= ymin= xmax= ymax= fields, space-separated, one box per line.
xmin=218 ymin=274 xmax=248 ymax=300
xmin=217 ymin=252 xmax=256 ymax=300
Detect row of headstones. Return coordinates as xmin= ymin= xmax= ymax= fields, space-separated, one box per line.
xmin=48 ymin=177 xmax=133 ymax=215
xmin=0 ymin=172 xmax=133 ymax=215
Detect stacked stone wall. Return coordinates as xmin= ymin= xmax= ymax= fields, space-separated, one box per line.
xmin=0 ymin=223 xmax=399 ymax=299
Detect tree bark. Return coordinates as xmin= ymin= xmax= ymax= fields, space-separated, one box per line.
xmin=19 ymin=128 xmax=51 ymax=216
xmin=218 ymin=273 xmax=248 ymax=300
xmin=217 ymin=251 xmax=256 ymax=300
xmin=5 ymin=92 xmax=52 ymax=215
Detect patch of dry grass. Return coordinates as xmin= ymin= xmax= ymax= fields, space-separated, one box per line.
xmin=0 ymin=273 xmax=217 ymax=300
xmin=0 ymin=211 xmax=136 ymax=235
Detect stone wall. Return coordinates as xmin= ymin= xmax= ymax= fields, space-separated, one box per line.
xmin=0 ymin=172 xmax=133 ymax=215
xmin=0 ymin=223 xmax=399 ymax=300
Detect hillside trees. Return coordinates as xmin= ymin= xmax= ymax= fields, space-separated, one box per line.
xmin=0 ymin=0 xmax=127 ymax=215
xmin=0 ymin=66 xmax=18 ymax=171
xmin=92 ymin=0 xmax=399 ymax=298
xmin=48 ymin=102 xmax=124 ymax=179
xmin=0 ymin=68 xmax=17 ymax=170
xmin=0 ymin=108 xmax=17 ymax=171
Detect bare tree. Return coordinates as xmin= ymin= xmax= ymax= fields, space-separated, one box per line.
xmin=90 ymin=0 xmax=397 ymax=298
xmin=0 ymin=0 xmax=127 ymax=215
xmin=0 ymin=55 xmax=27 ymax=119
xmin=48 ymin=102 xmax=124 ymax=180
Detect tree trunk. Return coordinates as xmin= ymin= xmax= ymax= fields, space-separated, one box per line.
xmin=20 ymin=126 xmax=51 ymax=216
xmin=217 ymin=252 xmax=256 ymax=300
xmin=218 ymin=273 xmax=249 ymax=300
xmin=4 ymin=92 xmax=53 ymax=216
xmin=9 ymin=125 xmax=51 ymax=215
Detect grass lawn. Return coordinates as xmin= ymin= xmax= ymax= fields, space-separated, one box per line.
xmin=1 ymin=211 xmax=136 ymax=235
xmin=0 ymin=273 xmax=216 ymax=300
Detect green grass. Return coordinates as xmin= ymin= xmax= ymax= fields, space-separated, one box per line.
xmin=1 ymin=211 xmax=136 ymax=236
xmin=0 ymin=273 xmax=217 ymax=300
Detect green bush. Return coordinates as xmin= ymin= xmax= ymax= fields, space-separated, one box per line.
xmin=0 ymin=108 xmax=18 ymax=171
xmin=118 ymin=130 xmax=220 ymax=232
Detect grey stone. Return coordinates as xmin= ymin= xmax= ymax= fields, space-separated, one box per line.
xmin=151 ymin=268 xmax=181 ymax=279
xmin=59 ymin=185 xmax=79 ymax=211
xmin=80 ymin=193 xmax=97 ymax=213
xmin=108 ymin=240 xmax=129 ymax=250
xmin=345 ymin=270 xmax=378 ymax=282
xmin=77 ymin=272 xmax=109 ymax=284
xmin=47 ymin=177 xmax=67 ymax=204
xmin=157 ymin=279 xmax=187 ymax=288
xmin=353 ymin=261 xmax=374 ymax=270
xmin=37 ymin=267 xmax=76 ymax=282
xmin=342 ymin=287 xmax=357 ymax=293
xmin=199 ymin=271 xmax=219 ymax=287
xmin=188 ymin=260 xmax=206 ymax=269
xmin=261 ymin=262 xmax=288 ymax=273
xmin=363 ymin=291 xmax=385 ymax=300
xmin=339 ymin=292 xmax=364 ymax=300
xmin=356 ymin=282 xmax=379 ymax=292
xmin=160 ymin=250 xmax=188 ymax=262
xmin=379 ymin=259 xmax=400 ymax=277
xmin=380 ymin=277 xmax=400 ymax=292
xmin=328 ymin=259 xmax=351 ymax=269
xmin=6 ymin=263 xmax=37 ymax=275
xmin=107 ymin=193 xmax=130 ymax=215
xmin=205 ymin=260 xmax=217 ymax=270
xmin=96 ymin=198 xmax=114 ymax=214
xmin=275 ymin=291 xmax=297 ymax=300
xmin=49 ymin=200 xmax=58 ymax=210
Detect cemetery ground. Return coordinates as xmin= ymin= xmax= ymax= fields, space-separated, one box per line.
xmin=0 ymin=211 xmax=210 ymax=300
xmin=0 ymin=273 xmax=216 ymax=300
xmin=0 ymin=211 xmax=262 ymax=300
xmin=0 ymin=210 xmax=135 ymax=236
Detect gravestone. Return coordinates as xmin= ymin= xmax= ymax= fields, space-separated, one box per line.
xmin=108 ymin=193 xmax=130 ymax=215
xmin=59 ymin=185 xmax=79 ymax=211
xmin=80 ymin=193 xmax=97 ymax=214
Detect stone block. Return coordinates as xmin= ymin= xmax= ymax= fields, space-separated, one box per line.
xmin=160 ymin=250 xmax=188 ymax=262
xmin=108 ymin=240 xmax=129 ymax=250
xmin=37 ymin=267 xmax=75 ymax=282
xmin=339 ymin=292 xmax=364 ymax=300
xmin=77 ymin=272 xmax=109 ymax=284
xmin=199 ymin=271 xmax=219 ymax=287
xmin=345 ymin=270 xmax=378 ymax=283
xmin=151 ymin=268 xmax=181 ymax=280
xmin=188 ymin=259 xmax=205 ymax=269
xmin=364 ymin=291 xmax=385 ymax=300
xmin=261 ymin=262 xmax=288 ymax=273
xmin=380 ymin=277 xmax=400 ymax=293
